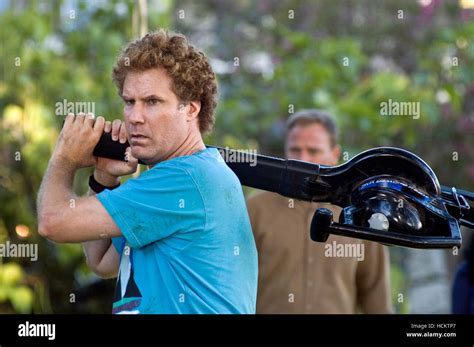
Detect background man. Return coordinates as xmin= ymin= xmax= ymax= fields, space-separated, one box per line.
xmin=247 ymin=109 xmax=392 ymax=313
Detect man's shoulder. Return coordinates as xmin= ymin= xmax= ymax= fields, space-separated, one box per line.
xmin=162 ymin=148 xmax=226 ymax=175
xmin=247 ymin=190 xmax=282 ymax=203
xmin=143 ymin=148 xmax=218 ymax=179
xmin=246 ymin=191 xmax=288 ymax=212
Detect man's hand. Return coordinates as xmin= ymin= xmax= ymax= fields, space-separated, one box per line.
xmin=53 ymin=112 xmax=105 ymax=170
xmin=94 ymin=119 xmax=138 ymax=186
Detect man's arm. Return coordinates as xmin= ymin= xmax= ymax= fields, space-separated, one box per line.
xmin=83 ymin=236 xmax=119 ymax=279
xmin=81 ymin=120 xmax=136 ymax=278
xmin=37 ymin=153 xmax=122 ymax=243
xmin=82 ymin=175 xmax=120 ymax=279
xmin=37 ymin=114 xmax=136 ymax=244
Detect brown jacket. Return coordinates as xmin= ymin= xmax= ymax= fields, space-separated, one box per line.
xmin=247 ymin=191 xmax=392 ymax=314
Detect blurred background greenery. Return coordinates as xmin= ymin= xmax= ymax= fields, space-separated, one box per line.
xmin=0 ymin=0 xmax=473 ymax=313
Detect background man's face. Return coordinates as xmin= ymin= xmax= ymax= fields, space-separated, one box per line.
xmin=285 ymin=123 xmax=340 ymax=166
xmin=122 ymin=68 xmax=190 ymax=164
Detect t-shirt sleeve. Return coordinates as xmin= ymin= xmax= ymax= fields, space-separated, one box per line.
xmin=111 ymin=236 xmax=125 ymax=255
xmin=96 ymin=164 xmax=206 ymax=249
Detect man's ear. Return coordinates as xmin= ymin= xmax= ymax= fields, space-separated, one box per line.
xmin=184 ymin=100 xmax=201 ymax=121
xmin=332 ymin=144 xmax=341 ymax=164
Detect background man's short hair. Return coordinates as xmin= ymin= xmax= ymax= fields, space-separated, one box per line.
xmin=286 ymin=109 xmax=339 ymax=147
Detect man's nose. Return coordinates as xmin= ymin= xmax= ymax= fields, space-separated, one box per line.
xmin=127 ymin=103 xmax=145 ymax=124
xmin=300 ymin=152 xmax=312 ymax=163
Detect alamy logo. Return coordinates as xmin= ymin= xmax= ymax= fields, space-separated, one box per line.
xmin=380 ymin=99 xmax=420 ymax=119
xmin=217 ymin=146 xmax=258 ymax=167
xmin=55 ymin=98 xmax=95 ymax=116
xmin=0 ymin=241 xmax=38 ymax=261
xmin=18 ymin=321 xmax=56 ymax=340
xmin=324 ymin=241 xmax=365 ymax=261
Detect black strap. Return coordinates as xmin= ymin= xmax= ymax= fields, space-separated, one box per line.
xmin=89 ymin=174 xmax=120 ymax=194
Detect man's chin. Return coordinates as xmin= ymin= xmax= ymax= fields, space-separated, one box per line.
xmin=131 ymin=147 xmax=158 ymax=165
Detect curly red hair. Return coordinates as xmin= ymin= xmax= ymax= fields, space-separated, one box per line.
xmin=112 ymin=29 xmax=218 ymax=134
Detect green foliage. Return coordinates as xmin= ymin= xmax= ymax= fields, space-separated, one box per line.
xmin=0 ymin=263 xmax=34 ymax=313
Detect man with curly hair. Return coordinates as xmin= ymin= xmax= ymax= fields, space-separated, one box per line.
xmin=37 ymin=30 xmax=258 ymax=314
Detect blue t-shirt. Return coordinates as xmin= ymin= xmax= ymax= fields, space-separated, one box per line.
xmin=96 ymin=148 xmax=258 ymax=314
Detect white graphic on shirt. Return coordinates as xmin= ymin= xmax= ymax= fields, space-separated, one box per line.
xmin=116 ymin=310 xmax=139 ymax=314
xmin=119 ymin=244 xmax=131 ymax=298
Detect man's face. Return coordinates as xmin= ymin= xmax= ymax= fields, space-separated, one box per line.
xmin=285 ymin=123 xmax=340 ymax=166
xmin=122 ymin=68 xmax=198 ymax=164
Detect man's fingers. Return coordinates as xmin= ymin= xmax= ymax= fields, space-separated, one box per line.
xmin=85 ymin=112 xmax=95 ymax=127
xmin=119 ymin=122 xmax=128 ymax=143
xmin=104 ymin=121 xmax=112 ymax=133
xmin=93 ymin=116 xmax=105 ymax=133
xmin=64 ymin=113 xmax=75 ymax=127
xmin=125 ymin=147 xmax=138 ymax=164
xmin=111 ymin=119 xmax=122 ymax=141
xmin=76 ymin=112 xmax=86 ymax=124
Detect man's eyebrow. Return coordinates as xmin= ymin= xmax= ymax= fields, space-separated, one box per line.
xmin=141 ymin=95 xmax=165 ymax=101
xmin=120 ymin=94 xmax=165 ymax=100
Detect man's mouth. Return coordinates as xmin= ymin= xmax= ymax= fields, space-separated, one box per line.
xmin=129 ymin=134 xmax=148 ymax=144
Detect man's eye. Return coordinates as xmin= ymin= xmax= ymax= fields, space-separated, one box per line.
xmin=308 ymin=149 xmax=320 ymax=155
xmin=147 ymin=99 xmax=159 ymax=105
xmin=124 ymin=100 xmax=134 ymax=106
